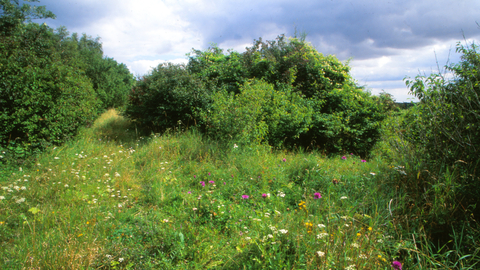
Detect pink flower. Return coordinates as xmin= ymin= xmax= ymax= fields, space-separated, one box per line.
xmin=208 ymin=172 xmax=211 ymax=176
xmin=209 ymin=181 xmax=215 ymax=184
xmin=314 ymin=192 xmax=322 ymax=199
xmin=194 ymin=175 xmax=196 ymax=178
xmin=341 ymin=156 xmax=347 ymax=160
xmin=391 ymin=261 xmax=402 ymax=270
xmin=262 ymin=193 xmax=268 ymax=198
xmin=361 ymin=159 xmax=367 ymax=162
xmin=282 ymin=158 xmax=286 ymax=162
xmin=200 ymin=181 xmax=205 ymax=187
xmin=187 ymin=191 xmax=192 ymax=194
xmin=242 ymin=195 xmax=249 ymax=199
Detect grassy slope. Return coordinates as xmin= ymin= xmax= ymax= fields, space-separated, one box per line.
xmin=0 ymin=109 xmax=452 ymax=269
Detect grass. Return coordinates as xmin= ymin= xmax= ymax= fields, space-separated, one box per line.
xmin=0 ymin=109 xmax=478 ymax=269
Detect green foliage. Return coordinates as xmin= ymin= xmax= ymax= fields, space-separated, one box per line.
xmin=0 ymin=1 xmax=134 ymax=163
xmin=201 ymin=79 xmax=313 ymax=147
xmin=125 ymin=63 xmax=210 ymax=132
xmin=0 ymin=22 xmax=100 ymax=155
xmin=76 ymin=33 xmax=135 ymax=109
xmin=0 ymin=0 xmax=55 ymax=35
xmin=130 ymin=35 xmax=387 ymax=155
xmin=373 ymin=39 xmax=480 ymax=259
xmin=303 ymin=85 xmax=387 ymax=155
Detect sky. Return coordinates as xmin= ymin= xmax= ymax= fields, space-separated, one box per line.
xmin=33 ymin=0 xmax=480 ymax=102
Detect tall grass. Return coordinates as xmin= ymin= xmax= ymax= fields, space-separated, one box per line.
xmin=0 ymin=109 xmax=478 ymax=269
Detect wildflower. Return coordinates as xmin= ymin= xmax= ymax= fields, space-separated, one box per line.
xmin=340 ymin=196 xmax=348 ymax=200
xmin=277 ymin=191 xmax=285 ymax=197
xmin=316 ymin=251 xmax=325 ymax=257
xmin=194 ymin=175 xmax=196 ymax=178
xmin=368 ymin=227 xmax=372 ymax=231
xmin=357 ymin=232 xmax=361 ymax=237
xmin=361 ymin=159 xmax=367 ymax=162
xmin=262 ymin=193 xmax=268 ymax=198
xmin=193 ymin=208 xmax=198 ymax=211
xmin=305 ymin=222 xmax=313 ymax=232
xmin=187 ymin=191 xmax=192 ymax=194
xmin=351 ymin=243 xmax=359 ymax=248
xmin=209 ymin=181 xmax=215 ymax=184
xmin=242 ymin=195 xmax=249 ymax=199
xmin=317 ymin=224 xmax=326 ymax=228
xmin=54 ymin=157 xmax=60 ymax=160
xmin=359 ymin=254 xmax=367 ymax=259
xmin=345 ymin=264 xmax=356 ymax=270
xmin=119 ymin=258 xmax=124 ymax=262
xmin=233 ymin=144 xmax=238 ymax=148
xmin=64 ymin=184 xmax=69 ymax=188
xmin=245 ymin=237 xmax=251 ymax=240
xmin=208 ymin=172 xmax=211 ymax=176
xmin=370 ymin=172 xmax=376 ymax=176
xmin=200 ymin=181 xmax=205 ymax=187
xmin=0 ymin=196 xmax=4 ymax=200
xmin=313 ymin=192 xmax=322 ymax=199
xmin=282 ymin=158 xmax=286 ymax=162
xmin=317 ymin=233 xmax=328 ymax=239
xmin=279 ymin=229 xmax=288 ymax=234
xmin=341 ymin=156 xmax=347 ymax=160
xmin=16 ymin=197 xmax=25 ymax=204
xmin=392 ymin=261 xmax=402 ymax=270
xmin=115 ymin=172 xmax=120 ymax=177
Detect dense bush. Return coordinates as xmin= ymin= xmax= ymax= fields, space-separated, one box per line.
xmin=0 ymin=0 xmax=134 ymax=163
xmin=200 ymin=80 xmax=313 ymax=146
xmin=128 ymin=35 xmax=387 ymax=155
xmin=375 ymin=40 xmax=480 ymax=252
xmin=125 ymin=63 xmax=211 ymax=132
xmin=0 ymin=22 xmax=100 ymax=153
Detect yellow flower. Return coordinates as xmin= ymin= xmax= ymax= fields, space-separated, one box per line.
xmin=357 ymin=233 xmax=361 ymax=237
xmin=368 ymin=227 xmax=372 ymax=231
xmin=78 ymin=234 xmax=83 ymax=237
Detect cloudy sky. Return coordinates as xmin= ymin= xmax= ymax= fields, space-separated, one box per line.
xmin=35 ymin=0 xmax=480 ymax=102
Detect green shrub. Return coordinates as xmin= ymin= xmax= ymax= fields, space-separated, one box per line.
xmin=128 ymin=35 xmax=387 ymax=155
xmin=380 ymin=40 xmax=480 ymax=253
xmin=124 ymin=63 xmax=211 ymax=132
xmin=0 ymin=22 xmax=100 ymax=156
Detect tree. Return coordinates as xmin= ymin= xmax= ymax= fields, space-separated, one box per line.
xmin=0 ymin=0 xmax=55 ymax=35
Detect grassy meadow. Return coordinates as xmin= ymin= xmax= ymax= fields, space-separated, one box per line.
xmin=0 ymin=109 xmax=476 ymax=269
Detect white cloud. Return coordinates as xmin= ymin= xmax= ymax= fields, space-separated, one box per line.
xmin=127 ymin=58 xmax=189 ymax=77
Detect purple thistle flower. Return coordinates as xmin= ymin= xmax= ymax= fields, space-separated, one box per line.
xmin=314 ymin=192 xmax=322 ymax=199
xmin=262 ymin=193 xmax=267 ymax=198
xmin=361 ymin=159 xmax=367 ymax=162
xmin=242 ymin=195 xmax=249 ymax=199
xmin=200 ymin=181 xmax=205 ymax=187
xmin=391 ymin=261 xmax=402 ymax=270
xmin=194 ymin=175 xmax=196 ymax=178
xmin=209 ymin=181 xmax=215 ymax=184
xmin=208 ymin=172 xmax=211 ymax=176
xmin=341 ymin=156 xmax=347 ymax=160
xmin=187 ymin=191 xmax=192 ymax=194
xmin=282 ymin=158 xmax=286 ymax=162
